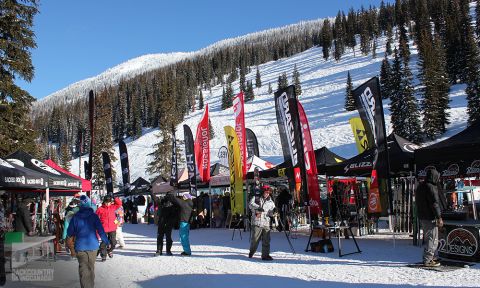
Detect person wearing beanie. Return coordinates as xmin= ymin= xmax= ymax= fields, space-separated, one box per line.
xmin=166 ymin=192 xmax=194 ymax=256
xmin=96 ymin=195 xmax=122 ymax=261
xmin=67 ymin=195 xmax=110 ymax=288
xmin=62 ymin=200 xmax=80 ymax=258
xmin=249 ymin=185 xmax=276 ymax=261
xmin=150 ymin=191 xmax=177 ymax=256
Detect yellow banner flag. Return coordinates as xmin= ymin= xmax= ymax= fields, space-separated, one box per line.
xmin=224 ymin=126 xmax=245 ymax=215
xmin=349 ymin=117 xmax=371 ymax=153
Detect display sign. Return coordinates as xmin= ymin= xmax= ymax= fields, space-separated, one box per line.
xmin=439 ymin=224 xmax=480 ymax=262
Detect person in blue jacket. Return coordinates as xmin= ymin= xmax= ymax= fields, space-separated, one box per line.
xmin=67 ymin=195 xmax=110 ymax=288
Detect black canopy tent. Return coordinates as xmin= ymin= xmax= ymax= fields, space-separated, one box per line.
xmin=6 ymin=151 xmax=82 ymax=192
xmin=415 ymin=120 xmax=480 ymax=178
xmin=324 ymin=133 xmax=417 ymax=177
xmin=128 ymin=177 xmax=152 ymax=195
xmin=246 ymin=147 xmax=346 ymax=179
xmin=0 ymin=158 xmax=48 ymax=190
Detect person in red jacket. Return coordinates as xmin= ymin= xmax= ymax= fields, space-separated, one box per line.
xmin=96 ymin=195 xmax=122 ymax=261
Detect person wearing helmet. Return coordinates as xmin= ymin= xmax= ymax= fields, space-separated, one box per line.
xmin=248 ymin=185 xmax=276 ymax=261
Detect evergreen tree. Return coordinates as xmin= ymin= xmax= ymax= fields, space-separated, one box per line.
xmin=48 ymin=145 xmax=58 ymax=163
xmin=245 ymin=80 xmax=254 ymax=102
xmin=0 ymin=0 xmax=39 ymax=157
xmin=239 ymin=65 xmax=246 ymax=92
xmin=221 ymin=86 xmax=227 ymax=110
xmin=91 ymin=92 xmax=117 ymax=190
xmin=460 ymin=1 xmax=480 ymax=124
xmin=420 ymin=32 xmax=451 ymax=138
xmin=209 ymin=119 xmax=215 ymax=140
xmin=198 ymin=90 xmax=204 ymax=110
xmin=278 ymin=73 xmax=289 ymax=90
xmin=147 ymin=128 xmax=172 ymax=179
xmin=224 ymin=81 xmax=234 ymax=109
xmin=293 ymin=65 xmax=302 ymax=96
xmin=390 ymin=47 xmax=422 ymax=142
xmin=346 ymin=8 xmax=357 ymax=55
xmin=321 ymin=19 xmax=332 ymax=60
xmin=344 ymin=71 xmax=356 ymax=111
xmin=148 ymin=83 xmax=178 ymax=179
xmin=385 ymin=25 xmax=393 ymax=55
xmin=268 ymin=83 xmax=273 ymax=94
xmin=60 ymin=144 xmax=71 ymax=171
xmin=380 ymin=53 xmax=392 ymax=99
xmin=255 ymin=66 xmax=262 ymax=88
xmin=359 ymin=7 xmax=371 ymax=56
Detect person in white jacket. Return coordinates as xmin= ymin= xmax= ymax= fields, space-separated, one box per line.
xmin=248 ymin=185 xmax=276 ymax=261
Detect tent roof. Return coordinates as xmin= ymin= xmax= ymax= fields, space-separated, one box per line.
xmin=0 ymin=158 xmax=49 ymax=190
xmin=324 ymin=133 xmax=418 ymax=177
xmin=415 ymin=120 xmax=480 ymax=177
xmin=6 ymin=151 xmax=81 ymax=191
xmin=130 ymin=177 xmax=151 ymax=194
xmin=44 ymin=159 xmax=91 ymax=192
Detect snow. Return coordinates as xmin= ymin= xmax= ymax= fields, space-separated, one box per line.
xmin=68 ymin=30 xmax=470 ymax=184
xmin=7 ymin=223 xmax=480 ymax=287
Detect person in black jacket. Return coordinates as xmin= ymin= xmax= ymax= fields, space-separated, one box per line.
xmin=166 ymin=192 xmax=193 ymax=256
xmin=151 ymin=192 xmax=177 ymax=256
xmin=416 ymin=168 xmax=443 ymax=267
xmin=14 ymin=198 xmax=34 ymax=235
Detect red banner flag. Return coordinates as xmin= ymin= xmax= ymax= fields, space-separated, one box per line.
xmin=233 ymin=92 xmax=247 ymax=179
xmin=194 ymin=105 xmax=210 ymax=182
xmin=297 ymin=102 xmax=321 ymax=216
xmin=368 ymin=169 xmax=382 ymax=213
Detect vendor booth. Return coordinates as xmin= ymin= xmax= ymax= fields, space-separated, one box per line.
xmin=415 ymin=120 xmax=480 ymax=262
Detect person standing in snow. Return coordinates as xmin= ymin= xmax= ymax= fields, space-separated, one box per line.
xmin=67 ymin=195 xmax=110 ymax=288
xmin=96 ymin=195 xmax=122 ymax=260
xmin=249 ymin=185 xmax=276 ymax=261
xmin=416 ymin=168 xmax=444 ymax=267
xmin=166 ymin=192 xmax=193 ymax=256
xmin=62 ymin=199 xmax=80 ymax=258
xmin=150 ymin=192 xmax=177 ymax=256
xmin=115 ymin=204 xmax=126 ymax=249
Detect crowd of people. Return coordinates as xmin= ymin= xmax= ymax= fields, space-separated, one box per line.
xmin=7 ymin=171 xmax=450 ymax=287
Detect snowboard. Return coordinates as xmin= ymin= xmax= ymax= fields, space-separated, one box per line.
xmin=406 ymin=260 xmax=475 ymax=272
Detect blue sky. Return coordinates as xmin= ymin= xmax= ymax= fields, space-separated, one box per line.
xmin=18 ymin=0 xmax=391 ymax=100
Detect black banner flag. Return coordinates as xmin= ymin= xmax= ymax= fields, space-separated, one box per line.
xmin=119 ymin=140 xmax=131 ymax=193
xmin=353 ymin=77 xmax=391 ymax=213
xmin=170 ymin=126 xmax=178 ymax=187
xmin=102 ymin=152 xmax=114 ymax=194
xmin=183 ymin=125 xmax=197 ymax=196
xmin=246 ymin=128 xmax=260 ymax=158
xmin=87 ymin=90 xmax=95 ymax=180
xmin=274 ymin=85 xmax=308 ymax=206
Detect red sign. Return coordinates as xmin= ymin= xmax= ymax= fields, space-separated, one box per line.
xmin=297 ymin=102 xmax=321 ymax=215
xmin=233 ymin=92 xmax=247 ymax=179
xmin=194 ymin=105 xmax=210 ymax=182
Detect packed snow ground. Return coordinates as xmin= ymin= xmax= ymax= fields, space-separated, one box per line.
xmin=7 ymin=223 xmax=480 ymax=288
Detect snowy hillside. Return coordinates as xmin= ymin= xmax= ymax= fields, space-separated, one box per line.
xmin=69 ymin=33 xmax=470 ymax=184
xmin=32 ymin=19 xmax=325 ymax=115
xmin=32 ymin=52 xmax=192 ymax=113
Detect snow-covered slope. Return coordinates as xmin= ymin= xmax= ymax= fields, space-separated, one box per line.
xmin=32 ymin=52 xmax=192 ymax=113
xmin=69 ymin=33 xmax=470 ymax=184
